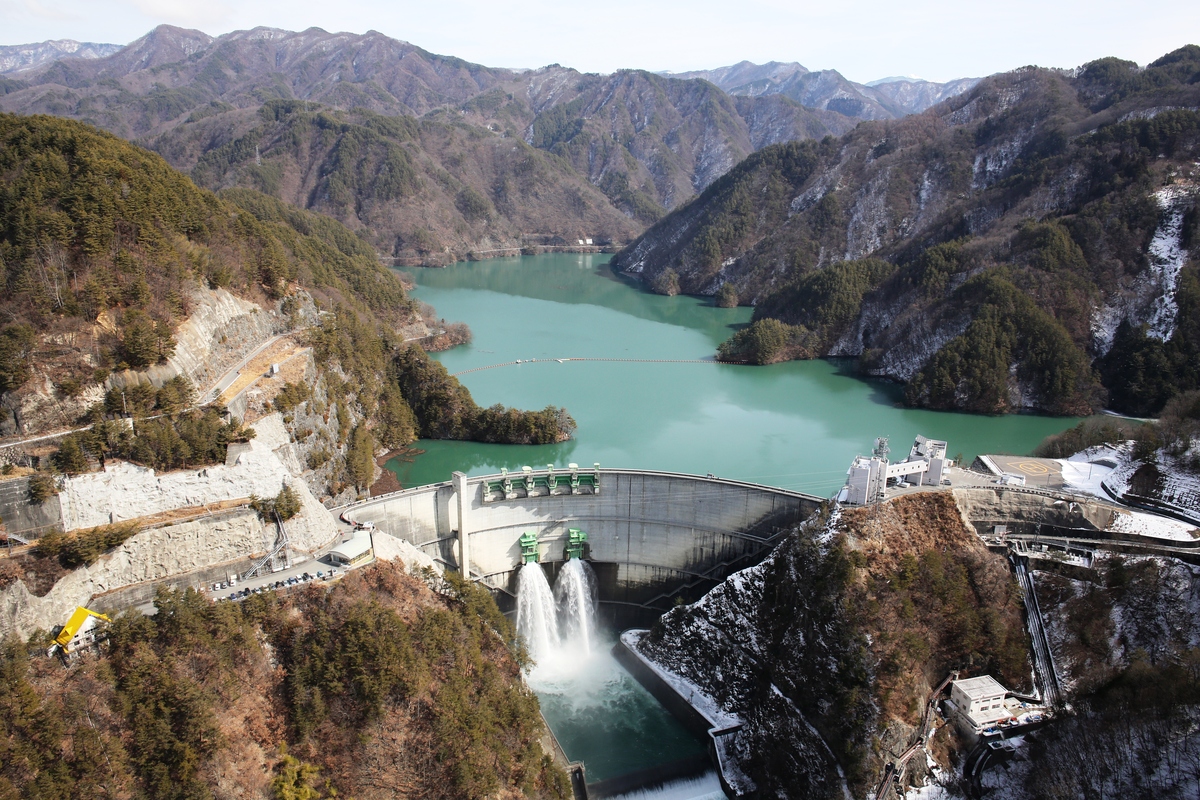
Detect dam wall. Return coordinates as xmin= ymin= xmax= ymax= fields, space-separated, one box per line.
xmin=342 ymin=469 xmax=821 ymax=613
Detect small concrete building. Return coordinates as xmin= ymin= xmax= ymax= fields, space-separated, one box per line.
xmin=329 ymin=530 xmax=374 ymax=567
xmin=950 ymin=675 xmax=1010 ymax=729
xmin=888 ymin=435 xmax=950 ymax=486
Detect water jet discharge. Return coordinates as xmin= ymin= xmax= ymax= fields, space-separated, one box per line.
xmin=344 ymin=466 xmax=821 ymax=794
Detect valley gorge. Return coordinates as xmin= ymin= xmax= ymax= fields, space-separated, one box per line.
xmin=1 ymin=19 xmax=1199 ymax=800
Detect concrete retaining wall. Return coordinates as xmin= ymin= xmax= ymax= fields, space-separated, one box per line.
xmin=613 ymin=632 xmax=746 ymax=799
xmin=344 ymin=470 xmax=820 ymax=610
xmin=57 ymin=414 xmax=339 ymax=552
xmin=953 ymin=488 xmax=1115 ymax=532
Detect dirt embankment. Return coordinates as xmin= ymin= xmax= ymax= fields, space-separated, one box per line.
xmin=841 ymin=490 xmax=983 ymax=573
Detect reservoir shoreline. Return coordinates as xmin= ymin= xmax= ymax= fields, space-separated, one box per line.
xmin=387 ymin=254 xmax=1086 ymax=492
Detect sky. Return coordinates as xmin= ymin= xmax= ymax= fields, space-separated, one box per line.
xmin=1 ymin=0 xmax=1197 ymax=83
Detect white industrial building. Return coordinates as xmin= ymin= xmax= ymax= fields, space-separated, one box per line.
xmin=948 ymin=675 xmax=1011 ymax=730
xmin=840 ymin=435 xmax=951 ymax=505
xmin=329 ymin=530 xmax=375 ymax=567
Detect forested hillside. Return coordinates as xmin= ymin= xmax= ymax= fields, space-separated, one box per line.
xmin=0 ymin=561 xmax=570 ymax=800
xmin=0 ymin=114 xmax=574 ymax=462
xmin=158 ymin=100 xmax=641 ymax=264
xmin=614 ymin=47 xmax=1200 ymax=416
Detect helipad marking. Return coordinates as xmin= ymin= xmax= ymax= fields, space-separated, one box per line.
xmin=1011 ymin=461 xmax=1051 ymax=475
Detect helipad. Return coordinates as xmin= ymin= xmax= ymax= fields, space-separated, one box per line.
xmin=979 ymin=455 xmax=1065 ymax=489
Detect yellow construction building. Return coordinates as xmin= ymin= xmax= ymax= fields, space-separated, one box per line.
xmin=51 ymin=606 xmax=112 ymax=656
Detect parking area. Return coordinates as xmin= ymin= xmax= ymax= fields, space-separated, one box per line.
xmin=199 ymin=554 xmax=367 ymax=603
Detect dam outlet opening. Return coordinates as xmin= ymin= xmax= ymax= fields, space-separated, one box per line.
xmin=343 ymin=467 xmax=822 ymax=797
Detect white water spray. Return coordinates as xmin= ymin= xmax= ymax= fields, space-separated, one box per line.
xmin=555 ymin=558 xmax=599 ymax=655
xmin=516 ymin=562 xmax=560 ymax=664
xmin=609 ymin=771 xmax=727 ymax=800
xmin=516 ymin=560 xmax=717 ymax=793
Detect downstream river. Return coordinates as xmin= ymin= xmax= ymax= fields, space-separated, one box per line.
xmin=387 ymin=254 xmax=1082 ymax=494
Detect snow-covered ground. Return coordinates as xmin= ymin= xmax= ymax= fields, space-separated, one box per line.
xmin=1104 ymin=444 xmax=1200 ymax=519
xmin=1053 ymin=443 xmax=1200 ymax=541
xmin=908 ymin=782 xmax=963 ymax=799
xmin=1059 ymin=450 xmax=1119 ymax=496
xmin=1108 ymin=508 xmax=1199 ymax=541
xmin=1090 ymin=182 xmax=1197 ymax=353
xmin=1146 ymin=185 xmax=1193 ymax=341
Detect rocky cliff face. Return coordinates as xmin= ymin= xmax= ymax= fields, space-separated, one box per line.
xmin=635 ymin=493 xmax=1029 ymax=798
xmin=0 ymin=507 xmax=267 ymax=640
xmin=635 ymin=510 xmax=864 ymax=799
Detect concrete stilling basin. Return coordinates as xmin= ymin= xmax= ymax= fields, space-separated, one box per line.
xmin=344 ymin=468 xmax=822 ymax=620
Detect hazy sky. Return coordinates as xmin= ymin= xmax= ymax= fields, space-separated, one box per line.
xmin=1 ymin=0 xmax=1196 ymax=83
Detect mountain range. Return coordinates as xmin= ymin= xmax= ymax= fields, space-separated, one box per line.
xmin=615 ymin=47 xmax=1200 ymax=416
xmin=0 ymin=27 xmax=976 ymax=263
xmin=664 ymin=60 xmax=980 ymax=119
xmin=0 ymin=39 xmax=122 ymax=74
xmin=6 ymin=27 xmax=1196 ymax=418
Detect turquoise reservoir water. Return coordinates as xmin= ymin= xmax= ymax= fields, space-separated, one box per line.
xmin=388 ymin=254 xmax=1083 ymax=495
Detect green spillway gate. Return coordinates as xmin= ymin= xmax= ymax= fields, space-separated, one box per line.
xmin=519 ymin=532 xmax=539 ymax=564
xmin=565 ymin=528 xmax=587 ymax=560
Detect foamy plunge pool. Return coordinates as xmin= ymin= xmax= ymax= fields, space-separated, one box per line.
xmin=529 ymin=636 xmax=708 ymax=784
xmin=516 ymin=561 xmax=723 ymax=797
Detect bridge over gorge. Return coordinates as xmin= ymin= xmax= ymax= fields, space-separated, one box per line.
xmin=341 ymin=467 xmax=823 ymax=623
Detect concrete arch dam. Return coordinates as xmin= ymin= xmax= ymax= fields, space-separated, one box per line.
xmin=343 ymin=468 xmax=823 ymax=620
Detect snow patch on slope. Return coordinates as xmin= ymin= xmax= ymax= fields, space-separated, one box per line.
xmin=1144 ymin=185 xmax=1192 ymax=341
xmin=1092 ymin=183 xmax=1197 ymax=354
xmin=844 ymin=167 xmax=894 ymax=259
